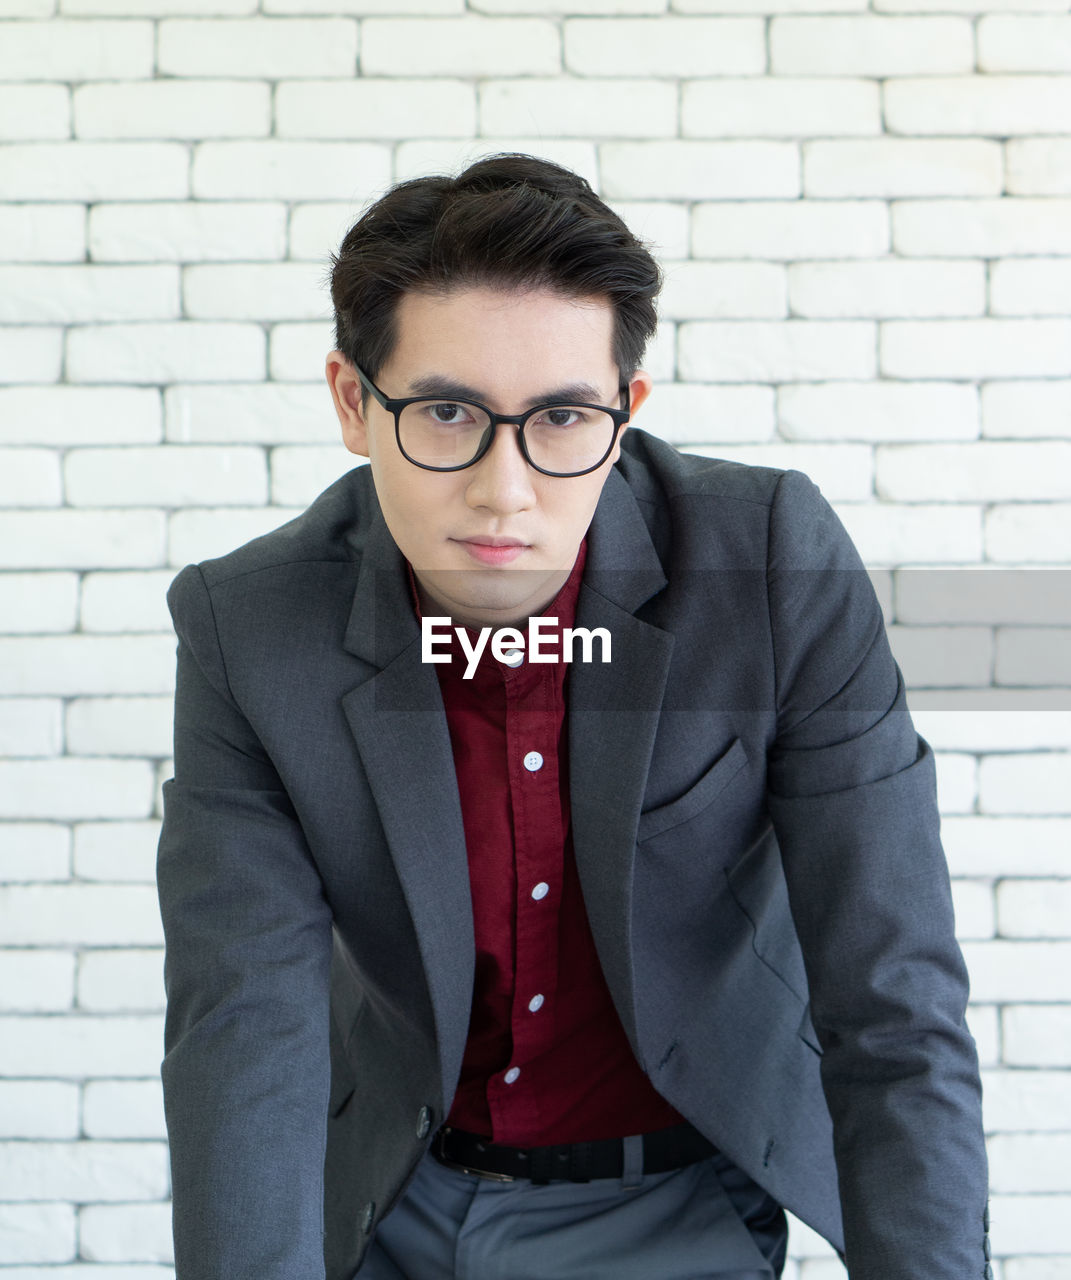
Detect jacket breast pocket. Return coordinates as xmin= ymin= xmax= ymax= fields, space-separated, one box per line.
xmin=637 ymin=737 xmax=749 ymax=844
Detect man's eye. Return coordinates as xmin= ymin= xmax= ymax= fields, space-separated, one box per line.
xmin=540 ymin=408 xmax=583 ymax=428
xmin=426 ymin=402 xmax=472 ymax=425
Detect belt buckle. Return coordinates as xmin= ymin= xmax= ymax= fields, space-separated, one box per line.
xmin=433 ymin=1130 xmax=516 ymax=1183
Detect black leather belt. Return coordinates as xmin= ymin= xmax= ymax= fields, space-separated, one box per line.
xmin=431 ymin=1122 xmax=716 ymax=1184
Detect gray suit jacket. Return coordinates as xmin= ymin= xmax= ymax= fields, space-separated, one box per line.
xmin=158 ymin=428 xmax=989 ymax=1280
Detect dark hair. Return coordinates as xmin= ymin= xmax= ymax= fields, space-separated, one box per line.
xmin=329 ymin=153 xmax=661 ymax=383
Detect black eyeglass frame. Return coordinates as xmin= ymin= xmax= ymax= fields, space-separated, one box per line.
xmin=352 ymin=362 xmax=632 ymax=478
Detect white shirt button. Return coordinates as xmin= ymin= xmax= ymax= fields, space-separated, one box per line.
xmin=528 ymin=994 xmax=544 ymax=1013
xmin=501 ymin=648 xmax=524 ymax=668
xmin=504 ymin=1067 xmax=521 ymax=1084
xmin=523 ymin=751 xmax=543 ymax=772
xmin=531 ymin=882 xmax=549 ymax=901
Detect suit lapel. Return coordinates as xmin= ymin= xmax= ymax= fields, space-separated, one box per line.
xmin=340 ymin=513 xmax=475 ymax=1100
xmin=568 ymin=467 xmax=673 ymax=1057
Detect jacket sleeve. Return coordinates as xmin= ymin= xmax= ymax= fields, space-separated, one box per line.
xmin=157 ymin=564 xmax=334 ymax=1280
xmin=762 ymin=471 xmax=990 ymax=1279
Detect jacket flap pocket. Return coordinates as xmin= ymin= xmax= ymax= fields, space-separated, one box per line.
xmin=638 ymin=737 xmax=748 ymax=844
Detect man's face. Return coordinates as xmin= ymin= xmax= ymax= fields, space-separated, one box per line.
xmin=327 ymin=286 xmax=651 ymax=631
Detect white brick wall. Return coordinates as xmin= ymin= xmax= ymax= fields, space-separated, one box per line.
xmin=1 ymin=3 xmax=1068 ymax=1272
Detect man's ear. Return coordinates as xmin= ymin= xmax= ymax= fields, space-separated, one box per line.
xmin=626 ymin=369 xmax=654 ymax=422
xmin=325 ymin=351 xmax=369 ymax=457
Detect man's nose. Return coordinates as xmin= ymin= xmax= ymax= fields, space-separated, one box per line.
xmin=464 ymin=422 xmax=537 ymax=514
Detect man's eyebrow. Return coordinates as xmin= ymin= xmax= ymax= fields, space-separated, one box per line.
xmin=406 ymin=375 xmax=609 ymax=407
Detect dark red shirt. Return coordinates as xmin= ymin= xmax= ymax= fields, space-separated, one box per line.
xmin=417 ymin=547 xmax=683 ymax=1145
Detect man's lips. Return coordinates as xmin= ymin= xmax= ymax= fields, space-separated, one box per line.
xmin=453 ymin=537 xmax=530 ymax=566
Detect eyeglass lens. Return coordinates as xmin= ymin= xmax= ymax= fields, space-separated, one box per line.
xmin=398 ymin=400 xmax=617 ymax=475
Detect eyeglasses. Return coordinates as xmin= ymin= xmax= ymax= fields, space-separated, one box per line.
xmin=353 ymin=363 xmax=631 ymax=478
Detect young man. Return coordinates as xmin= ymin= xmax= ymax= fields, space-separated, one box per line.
xmin=157 ymin=155 xmax=989 ymax=1280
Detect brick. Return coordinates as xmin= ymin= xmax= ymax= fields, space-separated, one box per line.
xmin=951 ymin=880 xmax=995 ymax=940
xmin=601 ymin=141 xmax=798 ymax=200
xmin=678 ymin=0 xmax=862 ymax=9
xmin=0 ymin=1013 xmax=162 ymax=1077
xmin=279 ymin=79 xmax=475 ymax=139
xmin=609 ymin=202 xmax=688 ymax=260
xmin=0 ymin=0 xmax=55 ymax=12
xmin=779 ymin=381 xmax=978 ymax=442
xmin=0 ymin=387 xmax=162 ymax=446
xmin=885 ymin=76 xmax=1071 ymax=136
xmin=680 ymin=321 xmax=876 ymax=383
xmin=687 ymin=443 xmax=871 ymax=501
xmin=0 ymin=573 xmax=78 ymax=634
xmin=91 ymin=201 xmax=285 ymax=264
xmin=0 ymin=205 xmax=84 ymax=263
xmin=683 ymin=78 xmax=879 ymax=138
xmin=81 ymin=571 xmax=174 ymax=633
xmin=978 ymin=16 xmax=1071 ymax=72
xmin=0 ymin=700 xmax=63 ymax=757
xmin=481 ymin=78 xmax=675 ymax=138
xmin=997 ymin=629 xmax=1071 ymax=687
xmin=1006 ymin=139 xmax=1071 ymax=196
xmin=0 ymin=761 xmax=155 ymax=821
xmin=0 ymin=635 xmax=175 ymax=697
xmin=0 ymin=1082 xmax=79 ymax=1139
xmin=566 ymin=16 xmax=763 ymax=75
xmin=992 ymin=1196 xmax=1071 ymax=1256
xmin=980 ymin=754 xmax=1071 ymax=815
xmin=998 ymin=880 xmax=1071 ymax=939
xmin=0 ymin=143 xmax=188 ymax=202
xmin=878 ymin=442 xmax=1071 ymax=502
xmin=0 ymin=884 xmax=162 ymax=946
xmin=805 ymin=138 xmax=1002 ymax=199
xmin=983 ymin=382 xmax=1071 ymax=440
xmin=394 ymin=139 xmax=599 ymax=188
xmin=165 ymin=382 xmax=337 ymax=443
xmin=0 ymin=265 xmax=179 ymax=325
xmin=835 ymin=503 xmax=982 ymax=564
xmin=83 ymin=1080 xmax=166 ymax=1139
xmin=270 ymin=448 xmax=361 ymax=506
xmin=989 ymin=1134 xmax=1071 ymax=1193
xmin=897 ymin=570 xmax=1071 ymax=627
xmin=67 ymin=322 xmax=266 ymax=384
xmin=987 ymin=506 xmax=1071 ymax=564
xmin=888 ymin=626 xmax=993 ymax=687
xmin=636 ymin=384 xmax=776 ymax=444
xmin=642 ymin=323 xmax=676 ymax=382
xmin=168 ymin=506 xmax=303 ymax=566
xmin=915 ymin=709 xmax=1071 ymax=752
xmin=894 ymin=198 xmax=1071 ymax=258
xmin=0 ymin=85 xmax=69 ymax=141
xmin=981 ymin=1066 xmax=1071 ymax=1127
xmin=786 ymin=1216 xmax=839 ymax=1258
xmin=75 ymin=80 xmax=269 ymax=140
xmin=934 ymin=751 xmax=977 ymax=814
xmin=159 ymin=17 xmax=357 ymax=77
xmin=941 ymin=816 xmax=1071 ymax=876
xmin=882 ymin=320 xmax=1071 ymax=380
xmin=78 ymin=949 xmax=165 ymax=1013
xmin=79 ymin=1203 xmax=173 ymax=1264
xmin=0 ymin=1204 xmax=75 ymax=1264
xmin=0 ymin=1141 xmax=168 ymax=1202
xmin=65 ymin=0 xmax=255 ymax=11
xmin=967 ymin=1004 xmax=998 ymax=1068
xmin=475 ymin=0 xmax=661 ymax=10
xmin=877 ymin=0 xmax=1066 ymax=10
xmin=0 ymin=951 xmax=74 ymax=1012
xmin=363 ymin=17 xmax=559 ymax=75
xmin=269 ymin=321 xmax=339 ymax=382
xmin=0 ymin=512 xmax=165 ymax=570
xmin=692 ymin=200 xmax=888 ymax=261
xmin=771 ymin=16 xmax=972 ymax=75
xmin=0 ymin=1263 xmax=174 ymax=1279
xmin=0 ymin=824 xmax=70 ymax=883
xmin=289 ymin=202 xmax=368 ymax=260
xmin=991 ymin=259 xmax=1071 ymax=317
xmin=660 ymin=262 xmax=787 ymax=320
xmin=0 ymin=20 xmax=153 ymax=80
xmin=1004 ymin=1006 xmax=1071 ymax=1067
xmin=73 ymin=821 xmax=160 ymax=883
xmin=0 ymin=329 xmax=62 ymax=383
xmin=192 ymin=140 xmax=390 ymax=201
xmin=65 ymin=445 xmax=268 ymax=508
xmin=66 ymin=696 xmax=173 ymax=757
xmin=790 ymin=260 xmax=984 ymax=320
xmin=184 ymin=262 xmax=331 ymax=321
xmin=1006 ymin=1263 xmax=1071 ymax=1280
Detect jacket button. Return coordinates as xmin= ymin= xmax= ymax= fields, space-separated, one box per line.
xmin=416 ymin=1106 xmax=433 ymax=1139
xmin=983 ymin=1200 xmax=990 ymax=1231
xmin=361 ymin=1201 xmax=375 ymax=1234
xmin=983 ymin=1234 xmax=991 ymax=1260
xmin=983 ymin=1266 xmax=993 ymax=1280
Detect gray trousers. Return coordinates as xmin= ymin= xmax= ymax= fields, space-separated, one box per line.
xmin=358 ymin=1144 xmax=788 ymax=1280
